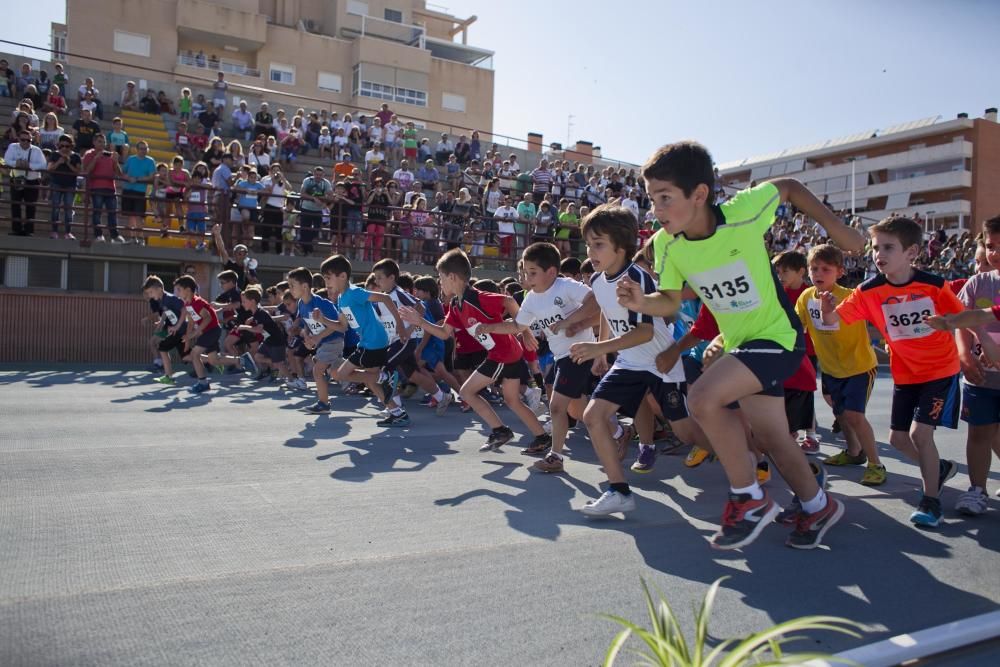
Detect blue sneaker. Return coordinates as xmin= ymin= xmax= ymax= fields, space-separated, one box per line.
xmin=631 ymin=444 xmax=657 ymax=473
xmin=241 ymin=352 xmax=258 ymax=376
xmin=938 ymin=459 xmax=957 ymax=493
xmin=910 ymin=495 xmax=942 ymax=527
xmin=188 ymin=380 xmax=210 ymax=394
xmin=377 ymin=411 xmax=410 ymax=427
xmin=303 ymin=401 xmax=331 ymax=414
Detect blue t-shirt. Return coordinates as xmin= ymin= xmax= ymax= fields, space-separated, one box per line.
xmin=337 ymin=283 xmax=389 ymax=350
xmin=678 ymin=298 xmax=709 ymax=363
xmin=123 ymin=155 xmax=156 ymax=193
xmin=297 ymin=295 xmax=343 ymax=346
xmin=236 ymin=180 xmax=263 ymax=209
xmin=421 ymin=299 xmax=444 ymax=356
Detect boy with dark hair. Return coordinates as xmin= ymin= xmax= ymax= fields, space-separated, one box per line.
xmin=399 ymin=248 xmax=550 ymax=452
xmin=557 ymin=206 xmax=688 ymax=512
xmin=413 ymin=275 xmax=463 ymax=405
xmin=237 ymin=287 xmax=288 ymax=381
xmin=172 ymin=275 xmax=221 ymax=394
xmin=795 ymin=244 xmax=884 ymax=486
xmin=821 ymin=216 xmax=963 ymax=527
xmin=480 ymin=242 xmax=599 ymax=471
xmin=621 ymin=140 xmax=865 ymax=549
xmin=285 ymin=267 xmax=345 ymax=414
xmin=313 ymin=256 xmax=398 ymax=421
xmin=143 ymin=275 xmax=187 ymax=385
xmin=772 ymin=250 xmax=821 ymax=450
xmin=559 ymin=256 xmax=582 ymax=281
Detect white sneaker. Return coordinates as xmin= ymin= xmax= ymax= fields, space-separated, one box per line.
xmin=94 ymin=235 xmax=107 ymax=242
xmin=579 ymin=490 xmax=636 ymax=516
xmin=435 ymin=391 xmax=454 ymax=416
xmin=955 ymin=487 xmax=989 ymax=516
xmin=542 ymin=420 xmax=552 ymax=435
xmin=524 ymin=386 xmax=544 ymax=416
xmin=111 ymin=236 xmax=127 ymax=244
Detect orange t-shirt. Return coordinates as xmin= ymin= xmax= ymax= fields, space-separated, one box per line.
xmin=836 ymin=270 xmax=963 ymax=385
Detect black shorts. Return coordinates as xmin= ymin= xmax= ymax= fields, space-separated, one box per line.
xmin=476 ymin=357 xmax=529 ymax=382
xmin=385 ymin=339 xmax=419 ymax=375
xmin=455 ymin=349 xmax=488 ymax=371
xmin=784 ymin=388 xmax=815 ymax=433
xmin=549 ymin=356 xmax=594 ymax=400
xmin=288 ymin=335 xmax=312 ymax=359
xmin=443 ymin=337 xmax=455 ymax=372
xmin=890 ymin=374 xmax=961 ymax=431
xmin=682 ymin=355 xmax=703 ymax=385
xmin=822 ymin=369 xmax=877 ymax=416
xmin=347 ymin=346 xmax=388 ymax=370
xmin=258 ymin=343 xmax=287 ymax=363
xmin=657 ymin=382 xmax=690 ymax=422
xmin=121 ymin=191 xmax=146 ymax=215
xmin=193 ymin=328 xmax=220 ymax=354
xmin=591 ymin=366 xmax=663 ymax=418
xmin=157 ymin=331 xmax=186 ymax=353
xmin=729 ymin=337 xmax=805 ymax=397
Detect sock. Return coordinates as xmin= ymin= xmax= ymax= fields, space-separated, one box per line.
xmin=639 ymin=441 xmax=653 ymax=450
xmin=433 ymin=388 xmax=445 ymax=401
xmin=801 ymin=489 xmax=828 ymax=514
xmin=612 ymin=424 xmax=624 ymax=441
xmin=390 ymin=407 xmax=404 ymax=416
xmin=609 ymin=482 xmax=631 ymax=496
xmin=731 ymin=482 xmax=763 ymax=500
xmin=807 ymin=430 xmax=818 ymax=439
xmin=533 ymin=373 xmax=545 ymax=388
xmin=391 ymin=396 xmax=402 ymax=408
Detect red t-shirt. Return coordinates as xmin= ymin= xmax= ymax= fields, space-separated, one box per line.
xmin=445 ymin=287 xmax=522 ymax=363
xmin=82 ymin=149 xmax=117 ymax=191
xmin=185 ymin=295 xmax=220 ymax=333
xmin=993 ymin=305 xmax=1000 ymax=321
xmin=836 ymin=270 xmax=963 ymax=385
xmin=444 ymin=301 xmax=483 ymax=355
xmin=190 ymin=134 xmax=209 ymax=151
xmin=690 ymin=303 xmax=719 ymax=341
xmin=785 ymin=284 xmax=815 ymax=356
xmin=949 ymin=278 xmax=968 ymax=294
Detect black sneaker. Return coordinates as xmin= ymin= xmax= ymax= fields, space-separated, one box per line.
xmin=480 ymin=426 xmax=514 ymax=452
xmin=710 ymin=492 xmax=780 ymax=550
xmin=521 ymin=433 xmax=552 ymax=456
xmin=938 ymin=459 xmax=957 ymax=493
xmin=786 ymin=496 xmax=845 ymax=549
xmin=377 ymin=411 xmax=410 ymax=428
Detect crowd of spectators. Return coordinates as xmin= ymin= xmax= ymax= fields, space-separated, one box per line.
xmin=0 ymin=59 xmax=980 ymax=276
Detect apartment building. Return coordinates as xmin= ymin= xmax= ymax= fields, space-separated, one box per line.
xmin=718 ymin=109 xmax=1000 ymax=234
xmin=53 ymin=0 xmax=494 ymax=132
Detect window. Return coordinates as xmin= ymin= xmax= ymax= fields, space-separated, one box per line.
xmin=359 ymin=80 xmax=395 ymax=101
xmin=394 ymin=87 xmax=426 ymax=107
xmin=384 ymin=8 xmax=403 ymax=22
xmin=347 ymin=0 xmax=368 ymax=16
xmin=317 ymin=71 xmax=342 ymax=93
xmin=27 ymin=256 xmax=63 ymax=289
xmin=52 ymin=31 xmax=67 ymax=61
xmin=107 ymin=262 xmax=145 ymax=294
xmin=441 ymin=92 xmax=466 ymax=112
xmin=269 ymin=63 xmax=295 ymax=85
xmin=113 ymin=30 xmax=151 ymax=58
xmin=67 ymin=259 xmax=104 ymax=292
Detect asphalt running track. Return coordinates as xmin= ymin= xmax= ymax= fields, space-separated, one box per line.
xmin=1 ymin=367 xmax=998 ymax=666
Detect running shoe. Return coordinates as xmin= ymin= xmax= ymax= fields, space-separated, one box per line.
xmin=434 ymin=392 xmax=454 ymax=416
xmin=786 ymin=496 xmax=845 ymax=549
xmin=910 ymin=495 xmax=942 ymax=528
xmin=303 ymin=401 xmax=331 ymax=414
xmin=800 ymin=435 xmax=820 ymax=453
xmin=938 ymin=459 xmax=958 ymax=493
xmin=240 ymin=352 xmax=258 ymax=376
xmin=480 ymin=388 xmax=503 ymax=405
xmin=831 ymin=418 xmax=842 ymax=434
xmin=615 ymin=424 xmax=636 ymax=462
xmin=542 ymin=420 xmax=553 ymax=435
xmin=377 ymin=411 xmax=410 ymax=427
xmin=188 ymin=380 xmax=210 ymax=394
xmin=756 ymin=460 xmax=771 ymax=485
xmin=521 ymin=433 xmax=552 ymax=456
xmin=214 ymin=364 xmax=226 ymax=375
xmin=823 ymin=450 xmax=867 ymax=466
xmin=631 ymin=444 xmax=657 ymax=473
xmin=64 ymin=232 xmax=76 ymax=240
xmin=860 ymin=463 xmax=887 ymax=486
xmin=419 ymin=394 xmax=434 ymax=405
xmin=955 ymin=487 xmax=988 ymax=517
xmin=711 ymin=492 xmax=779 ymax=550
xmin=524 ymin=386 xmax=544 ymax=416
xmin=292 ymin=378 xmax=309 ymax=391
xmin=479 ymin=426 xmax=514 ymax=452
xmin=685 ymin=446 xmax=711 ymax=468
xmin=533 ymin=451 xmax=564 ymax=473
xmin=580 ymin=490 xmax=636 ymax=516
xmin=153 ymin=374 xmax=175 ymax=386
xmin=776 ymin=497 xmax=802 ymax=526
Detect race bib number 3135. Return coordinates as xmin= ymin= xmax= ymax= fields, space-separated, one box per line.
xmin=689 ymin=260 xmax=761 ymax=313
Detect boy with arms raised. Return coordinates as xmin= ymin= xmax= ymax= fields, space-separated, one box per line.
xmin=820 ymin=216 xmax=963 ymax=527
xmin=398 ymin=249 xmax=550 ymax=452
xmin=795 ymin=244 xmax=884 ymax=486
xmin=619 ymin=141 xmax=865 ymax=550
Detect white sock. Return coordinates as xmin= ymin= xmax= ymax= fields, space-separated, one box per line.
xmin=433 ymin=388 xmax=445 ymax=401
xmin=391 ymin=396 xmax=402 ymax=408
xmin=612 ymin=424 xmax=624 ymax=441
xmin=807 ymin=430 xmax=818 ymax=439
xmin=639 ymin=442 xmax=653 ymax=450
xmin=731 ymin=482 xmax=763 ymax=500
xmin=801 ymin=489 xmax=828 ymax=514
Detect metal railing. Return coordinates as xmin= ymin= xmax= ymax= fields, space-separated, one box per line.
xmin=176 ymin=54 xmax=261 ymax=78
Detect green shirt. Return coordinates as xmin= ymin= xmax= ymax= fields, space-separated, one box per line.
xmin=403 ymin=128 xmax=418 ymax=149
xmin=653 ymin=182 xmax=798 ymax=351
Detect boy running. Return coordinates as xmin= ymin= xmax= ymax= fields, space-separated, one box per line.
xmin=143 ymin=275 xmax=187 ymax=385
xmin=286 ymin=268 xmax=344 ymax=414
xmin=172 ymin=275 xmax=222 ymax=394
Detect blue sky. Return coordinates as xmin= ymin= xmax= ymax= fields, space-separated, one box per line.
xmin=6 ymin=0 xmax=999 ymax=165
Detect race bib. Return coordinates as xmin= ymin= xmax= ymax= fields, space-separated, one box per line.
xmin=186 ymin=305 xmax=201 ymax=323
xmin=341 ymin=306 xmax=359 ymax=330
xmin=164 ymin=310 xmax=179 ymax=326
xmin=467 ymin=321 xmax=495 ymax=350
xmin=807 ymin=298 xmax=839 ymax=332
xmin=189 ymin=190 xmax=202 ymax=203
xmin=881 ymin=297 xmax=934 ymax=341
xmin=689 ymin=260 xmax=761 ymax=313
xmin=304 ymin=316 xmax=325 ymax=336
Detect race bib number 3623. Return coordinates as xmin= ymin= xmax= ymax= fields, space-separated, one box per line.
xmin=688 ymin=260 xmax=761 ymax=313
xmin=881 ymin=297 xmax=935 ymax=341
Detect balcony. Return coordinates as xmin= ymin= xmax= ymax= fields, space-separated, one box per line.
xmin=339 ymin=13 xmax=425 ymax=48
xmin=176 ymin=53 xmax=260 ymax=78
xmin=425 ymin=36 xmax=493 ymax=69
xmin=176 ymin=0 xmax=267 ymax=52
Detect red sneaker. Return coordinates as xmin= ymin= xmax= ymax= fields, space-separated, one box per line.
xmin=710 ymin=491 xmax=779 ymax=550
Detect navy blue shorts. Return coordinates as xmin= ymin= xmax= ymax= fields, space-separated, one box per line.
xmin=657 ymin=382 xmax=690 ymax=422
xmin=591 ymin=367 xmax=662 ymax=417
xmin=729 ymin=336 xmax=804 ymax=397
xmin=385 ymin=339 xmax=419 ymax=375
xmin=822 ymin=369 xmax=877 ymax=416
xmin=960 ymin=383 xmax=1000 ymax=426
xmin=549 ymin=356 xmax=593 ymax=400
xmin=890 ymin=374 xmax=960 ymax=431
